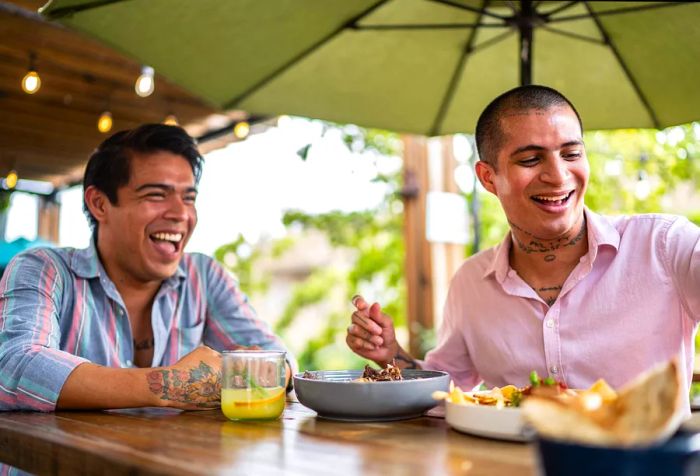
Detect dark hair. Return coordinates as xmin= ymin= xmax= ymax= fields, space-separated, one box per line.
xmin=475 ymin=85 xmax=583 ymax=168
xmin=82 ymin=123 xmax=203 ymax=230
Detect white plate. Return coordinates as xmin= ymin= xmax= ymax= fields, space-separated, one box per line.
xmin=445 ymin=399 xmax=532 ymax=442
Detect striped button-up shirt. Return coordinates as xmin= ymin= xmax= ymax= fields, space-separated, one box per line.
xmin=0 ymin=240 xmax=290 ymax=411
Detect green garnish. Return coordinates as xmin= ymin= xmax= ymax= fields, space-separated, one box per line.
xmin=510 ymin=391 xmax=523 ymax=408
xmin=529 ymin=370 xmax=540 ymax=386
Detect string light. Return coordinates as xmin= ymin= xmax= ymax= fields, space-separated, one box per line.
xmin=5 ymin=170 xmax=18 ymax=189
xmin=233 ymin=121 xmax=250 ymax=139
xmin=163 ymin=114 xmax=179 ymax=126
xmin=97 ymin=111 xmax=113 ymax=133
xmin=21 ymin=53 xmax=41 ymax=94
xmin=135 ymin=66 xmax=155 ymax=97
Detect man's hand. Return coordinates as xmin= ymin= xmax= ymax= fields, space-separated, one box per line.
xmin=147 ymin=346 xmax=222 ymax=410
xmin=346 ymin=295 xmax=403 ymax=368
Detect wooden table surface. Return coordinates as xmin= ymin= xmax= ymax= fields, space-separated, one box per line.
xmin=0 ymin=397 xmax=537 ymax=476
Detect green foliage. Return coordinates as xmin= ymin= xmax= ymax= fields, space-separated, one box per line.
xmin=213 ymin=234 xmax=270 ymax=296
xmin=0 ymin=190 xmax=11 ymax=212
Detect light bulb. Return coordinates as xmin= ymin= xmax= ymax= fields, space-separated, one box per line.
xmin=97 ymin=111 xmax=113 ymax=133
xmin=5 ymin=170 xmax=18 ymax=189
xmin=21 ymin=70 xmax=41 ymax=94
xmin=233 ymin=121 xmax=250 ymax=139
xmin=163 ymin=114 xmax=178 ymax=126
xmin=135 ymin=66 xmax=155 ymax=97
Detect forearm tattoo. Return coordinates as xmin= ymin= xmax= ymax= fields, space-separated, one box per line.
xmin=147 ymin=361 xmax=221 ymax=408
xmin=394 ymin=351 xmax=419 ymax=369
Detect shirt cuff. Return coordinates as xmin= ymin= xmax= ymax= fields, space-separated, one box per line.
xmin=16 ymin=348 xmax=89 ymax=411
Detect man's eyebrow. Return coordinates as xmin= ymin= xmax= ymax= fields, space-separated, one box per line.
xmin=510 ymin=140 xmax=584 ymax=156
xmin=134 ymin=183 xmax=198 ymax=194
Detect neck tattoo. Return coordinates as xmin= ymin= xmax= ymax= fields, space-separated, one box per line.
xmin=510 ymin=216 xmax=586 ymax=260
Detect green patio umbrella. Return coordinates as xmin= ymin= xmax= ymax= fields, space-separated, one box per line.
xmin=41 ymin=0 xmax=700 ymax=135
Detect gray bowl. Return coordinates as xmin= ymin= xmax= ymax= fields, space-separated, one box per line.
xmin=293 ymin=369 xmax=450 ymax=422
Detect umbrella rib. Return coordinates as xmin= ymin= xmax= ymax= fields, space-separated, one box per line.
xmin=222 ymin=0 xmax=389 ymax=110
xmin=549 ymin=2 xmax=689 ymax=23
xmin=428 ymin=0 xmax=509 ymax=21
xmin=583 ymin=2 xmax=660 ymax=129
xmin=539 ymin=26 xmax=605 ymax=45
xmin=41 ymin=0 xmax=125 ymax=19
xmin=429 ymin=0 xmax=491 ymax=136
xmin=538 ymin=1 xmax=580 ymax=18
xmin=469 ymin=29 xmax=516 ymax=54
xmin=355 ymin=23 xmax=505 ymax=30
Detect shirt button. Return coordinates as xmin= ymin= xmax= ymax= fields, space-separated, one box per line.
xmin=546 ymin=319 xmax=555 ymax=328
xmin=550 ymin=366 xmax=559 ymax=374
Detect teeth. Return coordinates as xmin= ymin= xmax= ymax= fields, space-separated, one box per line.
xmin=151 ymin=232 xmax=183 ymax=243
xmin=533 ymin=192 xmax=570 ymax=202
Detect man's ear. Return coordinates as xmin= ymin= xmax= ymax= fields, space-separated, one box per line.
xmin=475 ymin=160 xmax=498 ymax=195
xmin=84 ymin=186 xmax=111 ymax=224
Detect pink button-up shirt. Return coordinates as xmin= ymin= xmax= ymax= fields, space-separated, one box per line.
xmin=422 ymin=210 xmax=700 ymax=399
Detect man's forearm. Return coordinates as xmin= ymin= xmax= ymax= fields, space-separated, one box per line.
xmin=57 ymin=362 xmax=160 ymax=410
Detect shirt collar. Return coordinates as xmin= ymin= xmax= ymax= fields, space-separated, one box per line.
xmin=70 ymin=237 xmax=188 ymax=285
xmin=482 ymin=207 xmax=620 ymax=281
xmin=483 ymin=234 xmax=512 ymax=282
xmin=71 ymin=238 xmax=101 ymax=279
xmin=583 ymin=207 xmax=620 ymax=260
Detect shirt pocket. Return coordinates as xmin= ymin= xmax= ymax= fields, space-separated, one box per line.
xmin=177 ymin=321 xmax=205 ymax=355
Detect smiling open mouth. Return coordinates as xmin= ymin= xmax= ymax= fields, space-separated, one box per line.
xmin=531 ymin=190 xmax=574 ymax=206
xmin=150 ymin=232 xmax=183 ymax=253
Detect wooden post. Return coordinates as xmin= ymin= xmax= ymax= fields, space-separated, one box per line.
xmin=401 ymin=135 xmax=433 ymax=358
xmin=37 ymin=195 xmax=60 ymax=243
xmin=439 ymin=137 xmax=466 ymax=282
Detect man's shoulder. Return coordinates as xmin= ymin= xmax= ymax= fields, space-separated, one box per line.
xmin=600 ymin=212 xmax=689 ymax=236
xmin=453 ymin=245 xmax=500 ymax=281
xmin=11 ymin=246 xmax=74 ymax=270
xmin=2 ymin=246 xmax=80 ymax=287
xmin=179 ymin=252 xmax=226 ymax=277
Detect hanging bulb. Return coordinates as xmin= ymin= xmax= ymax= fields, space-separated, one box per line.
xmin=233 ymin=121 xmax=250 ymax=139
xmin=5 ymin=170 xmax=18 ymax=189
xmin=163 ymin=114 xmax=179 ymax=126
xmin=97 ymin=111 xmax=113 ymax=133
xmin=21 ymin=53 xmax=41 ymax=94
xmin=135 ymin=66 xmax=155 ymax=97
xmin=22 ymin=70 xmax=41 ymax=94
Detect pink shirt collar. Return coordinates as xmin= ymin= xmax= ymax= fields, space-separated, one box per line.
xmin=484 ymin=208 xmax=621 ymax=282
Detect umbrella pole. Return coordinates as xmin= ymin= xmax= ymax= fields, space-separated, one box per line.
xmin=519 ymin=0 xmax=534 ymax=86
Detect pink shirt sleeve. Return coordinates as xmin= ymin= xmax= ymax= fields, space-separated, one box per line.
xmin=663 ymin=216 xmax=700 ymax=321
xmin=420 ymin=273 xmax=481 ymax=390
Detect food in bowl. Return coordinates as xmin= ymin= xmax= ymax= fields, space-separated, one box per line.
xmin=433 ymin=370 xmax=585 ymax=408
xmin=293 ymin=369 xmax=449 ymax=421
xmin=354 ymin=360 xmax=403 ymax=382
xmin=522 ymin=359 xmax=685 ymax=447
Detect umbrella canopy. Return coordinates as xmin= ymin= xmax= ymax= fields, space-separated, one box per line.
xmin=41 ymin=0 xmax=700 ymax=135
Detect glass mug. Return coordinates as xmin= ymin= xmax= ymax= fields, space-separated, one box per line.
xmin=221 ymin=350 xmax=286 ymax=421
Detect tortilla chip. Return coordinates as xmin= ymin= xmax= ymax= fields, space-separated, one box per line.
xmin=521 ymin=359 xmax=684 ymax=447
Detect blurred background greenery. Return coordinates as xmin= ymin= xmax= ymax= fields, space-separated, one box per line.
xmin=214 ymin=122 xmax=700 ymax=374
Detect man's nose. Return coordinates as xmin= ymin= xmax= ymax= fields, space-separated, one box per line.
xmin=164 ymin=196 xmax=190 ymax=221
xmin=540 ymin=157 xmax=569 ymax=184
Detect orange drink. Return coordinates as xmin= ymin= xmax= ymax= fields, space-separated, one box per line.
xmin=221 ymin=387 xmax=285 ymax=420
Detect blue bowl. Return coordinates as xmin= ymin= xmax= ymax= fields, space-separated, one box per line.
xmin=536 ymin=431 xmax=700 ymax=476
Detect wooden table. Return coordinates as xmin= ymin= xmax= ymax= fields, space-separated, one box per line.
xmin=0 ymin=397 xmax=537 ymax=476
